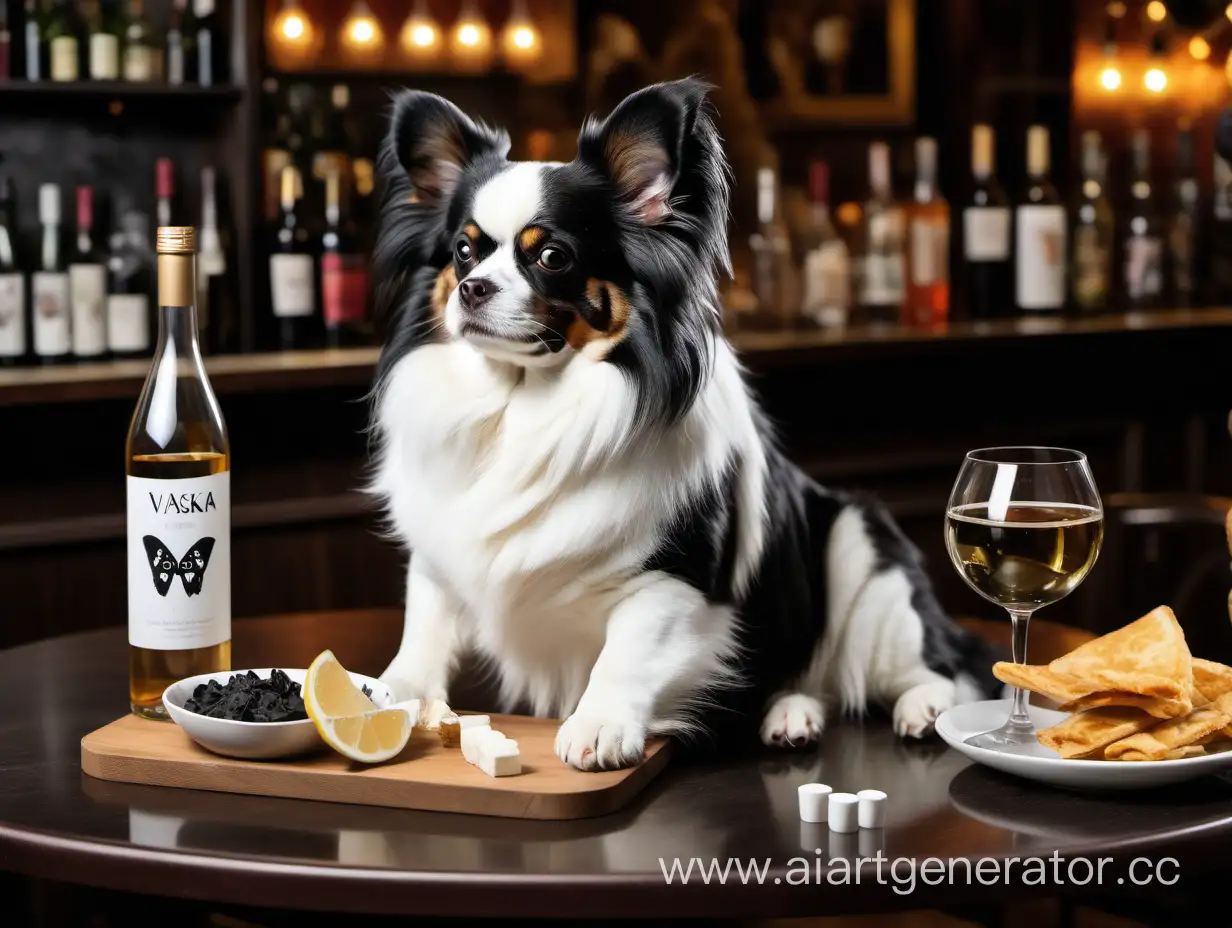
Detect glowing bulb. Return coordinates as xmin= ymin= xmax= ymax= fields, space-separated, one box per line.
xmin=340 ymin=1 xmax=384 ymax=54
xmin=1189 ymin=36 xmax=1211 ymax=60
xmin=513 ymin=26 xmax=535 ymax=49
xmin=500 ymin=1 xmax=541 ymax=66
xmin=400 ymin=1 xmax=441 ymax=58
xmin=449 ymin=2 xmax=493 ymax=70
xmin=1145 ymin=67 xmax=1168 ymax=92
xmin=1146 ymin=1 xmax=1166 ymax=22
xmin=282 ymin=14 xmax=305 ymax=40
xmin=1099 ymin=66 xmax=1122 ymax=90
xmin=1226 ymin=3 xmax=1232 ymax=23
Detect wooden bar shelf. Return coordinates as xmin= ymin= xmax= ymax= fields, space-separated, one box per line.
xmin=1 ymin=307 xmax=1230 ymax=408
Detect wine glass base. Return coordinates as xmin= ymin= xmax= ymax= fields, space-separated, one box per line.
xmin=964 ymin=722 xmax=1037 ymax=749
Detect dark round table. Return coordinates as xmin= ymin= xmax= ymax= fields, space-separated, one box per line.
xmin=2 ymin=611 xmax=1231 ymax=920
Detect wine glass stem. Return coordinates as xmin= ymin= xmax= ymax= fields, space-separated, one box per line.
xmin=1008 ymin=606 xmax=1035 ymax=729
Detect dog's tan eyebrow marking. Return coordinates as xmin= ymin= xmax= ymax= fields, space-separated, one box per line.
xmin=463 ymin=223 xmax=482 ymax=242
xmin=566 ymin=279 xmax=632 ymax=361
xmin=431 ymin=264 xmax=458 ymax=327
xmin=519 ymin=226 xmax=545 ymax=251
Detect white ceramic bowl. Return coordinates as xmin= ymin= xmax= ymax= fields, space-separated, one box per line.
xmin=163 ymin=667 xmax=393 ymax=760
xmin=936 ymin=698 xmax=1232 ymax=790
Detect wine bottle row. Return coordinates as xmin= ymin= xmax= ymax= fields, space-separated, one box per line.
xmin=0 ymin=0 xmax=224 ymax=86
xmin=747 ymin=123 xmax=1222 ymax=330
xmin=0 ymin=157 xmax=227 ymax=365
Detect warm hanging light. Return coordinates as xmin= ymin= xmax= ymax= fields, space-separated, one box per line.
xmin=1144 ymin=67 xmax=1168 ymax=92
xmin=1100 ymin=65 xmax=1123 ymax=90
xmin=1189 ymin=35 xmax=1211 ymax=60
xmin=271 ymin=0 xmax=315 ymax=51
xmin=1226 ymin=3 xmax=1232 ymax=23
xmin=501 ymin=0 xmax=542 ymax=68
xmin=1144 ymin=29 xmax=1168 ymax=94
xmin=400 ymin=0 xmax=442 ymax=60
xmin=341 ymin=0 xmax=385 ymax=56
xmin=1098 ymin=13 xmax=1120 ymax=92
xmin=1145 ymin=1 xmax=1167 ymax=23
xmin=450 ymin=0 xmax=493 ymax=71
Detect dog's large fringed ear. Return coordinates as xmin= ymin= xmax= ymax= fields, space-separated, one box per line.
xmin=578 ymin=78 xmax=723 ymax=226
xmin=388 ymin=90 xmax=509 ymax=208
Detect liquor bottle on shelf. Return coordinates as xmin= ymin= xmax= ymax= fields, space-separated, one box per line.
xmin=46 ymin=0 xmax=82 ymax=82
xmin=271 ymin=164 xmax=316 ymax=349
xmin=1210 ymin=154 xmax=1232 ymax=305
xmin=194 ymin=0 xmax=218 ymax=86
xmin=165 ymin=0 xmax=187 ymax=85
xmin=156 ymin=157 xmax=174 ymax=227
xmin=1124 ymin=128 xmax=1163 ymax=310
xmin=33 ymin=183 xmax=70 ymax=364
xmin=858 ymin=141 xmax=905 ymax=324
xmin=69 ymin=185 xmax=107 ymax=360
xmin=198 ymin=165 xmax=227 ymax=353
xmin=799 ymin=160 xmax=849 ymax=328
xmin=961 ymin=124 xmax=1011 ymax=319
xmin=1170 ymin=124 xmax=1201 ymax=307
xmin=904 ymin=136 xmax=949 ymax=327
xmin=106 ymin=202 xmax=154 ymax=357
xmin=747 ymin=163 xmax=796 ymax=327
xmin=0 ymin=3 xmax=12 ymax=82
xmin=321 ymin=169 xmax=368 ymax=347
xmin=88 ymin=0 xmax=121 ymax=80
xmin=1015 ymin=125 xmax=1067 ymax=314
xmin=127 ymin=225 xmax=231 ymax=720
xmin=314 ymin=84 xmax=357 ymax=191
xmin=24 ymin=0 xmax=43 ymax=81
xmin=1071 ymin=130 xmax=1114 ymax=314
xmin=0 ymin=176 xmax=26 ymax=366
xmin=122 ymin=0 xmax=154 ymax=82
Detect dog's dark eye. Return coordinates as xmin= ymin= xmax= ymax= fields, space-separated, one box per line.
xmin=455 ymin=239 xmax=473 ymax=262
xmin=537 ymin=247 xmax=570 ymax=272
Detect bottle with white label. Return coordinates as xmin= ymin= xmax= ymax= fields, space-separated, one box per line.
xmin=33 ymin=183 xmax=71 ymax=364
xmin=0 ymin=176 xmax=27 ymax=366
xmin=127 ymin=226 xmax=231 ymax=720
xmin=70 ymin=185 xmax=107 ymax=359
xmin=107 ymin=205 xmax=154 ymax=356
xmin=47 ymin=0 xmax=83 ymax=81
xmin=88 ymin=0 xmax=122 ymax=79
xmin=858 ymin=141 xmax=905 ymax=324
xmin=904 ymin=136 xmax=949 ymax=328
xmin=1071 ymin=130 xmax=1114 ymax=314
xmin=1015 ymin=125 xmax=1068 ymax=313
xmin=962 ymin=124 xmax=1011 ymax=319
xmin=1125 ymin=128 xmax=1163 ymax=310
xmin=271 ymin=163 xmax=317 ymax=348
xmin=122 ymin=0 xmax=154 ymax=81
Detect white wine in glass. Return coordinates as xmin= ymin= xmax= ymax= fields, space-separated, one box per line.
xmin=944 ymin=449 xmax=1103 ymax=747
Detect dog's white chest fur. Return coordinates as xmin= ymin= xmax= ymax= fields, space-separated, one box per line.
xmin=372 ymin=340 xmax=762 ymax=714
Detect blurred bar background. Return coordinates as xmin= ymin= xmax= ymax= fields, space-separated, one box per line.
xmin=2 ymin=0 xmax=1231 ymax=661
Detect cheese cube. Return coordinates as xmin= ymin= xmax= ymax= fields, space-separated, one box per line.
xmin=460 ymin=720 xmax=493 ymax=764
xmin=476 ymin=737 xmax=521 ymax=777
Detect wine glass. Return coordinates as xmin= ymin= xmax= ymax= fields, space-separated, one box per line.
xmin=944 ymin=447 xmax=1104 ymax=748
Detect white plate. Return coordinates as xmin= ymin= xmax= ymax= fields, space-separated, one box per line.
xmin=163 ymin=668 xmax=394 ymax=760
xmin=936 ymin=699 xmax=1232 ymax=791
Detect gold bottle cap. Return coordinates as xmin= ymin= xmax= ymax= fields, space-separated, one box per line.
xmin=156 ymin=226 xmax=197 ymax=254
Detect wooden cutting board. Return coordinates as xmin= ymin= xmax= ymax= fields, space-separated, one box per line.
xmin=81 ymin=713 xmax=671 ymax=820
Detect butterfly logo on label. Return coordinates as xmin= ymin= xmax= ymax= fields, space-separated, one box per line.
xmin=143 ymin=536 xmax=216 ymax=597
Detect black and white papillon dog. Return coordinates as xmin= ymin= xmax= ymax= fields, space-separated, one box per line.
xmin=369 ymin=78 xmax=998 ymax=770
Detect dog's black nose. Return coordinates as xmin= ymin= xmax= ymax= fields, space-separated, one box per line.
xmin=458 ymin=277 xmax=498 ymax=310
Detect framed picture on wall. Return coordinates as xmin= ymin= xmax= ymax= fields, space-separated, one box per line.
xmin=744 ymin=0 xmax=916 ymax=128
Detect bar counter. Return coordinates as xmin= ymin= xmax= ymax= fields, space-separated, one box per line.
xmin=3 ymin=308 xmax=1231 ymax=650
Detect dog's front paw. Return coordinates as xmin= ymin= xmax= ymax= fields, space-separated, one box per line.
xmin=555 ymin=712 xmax=646 ymax=771
xmin=893 ymin=681 xmax=955 ymax=738
xmin=761 ymin=693 xmax=825 ymax=748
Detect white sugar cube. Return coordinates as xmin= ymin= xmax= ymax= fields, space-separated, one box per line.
xmin=476 ymin=737 xmax=521 ymax=777
xmin=458 ymin=714 xmax=490 ymax=729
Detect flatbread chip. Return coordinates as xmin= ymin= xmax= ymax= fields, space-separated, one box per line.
xmin=1037 ymin=707 xmax=1157 ymax=759
xmin=1192 ymin=658 xmax=1232 ymax=703
xmin=1104 ymin=692 xmax=1232 ymax=761
xmin=1116 ymin=744 xmax=1206 ymax=762
xmin=1058 ymin=691 xmax=1190 ymax=719
xmin=992 ymin=661 xmax=1093 ymax=704
xmin=1048 ymin=606 xmax=1192 ymax=705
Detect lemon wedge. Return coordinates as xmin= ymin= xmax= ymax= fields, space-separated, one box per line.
xmin=304 ymin=649 xmax=414 ymax=763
